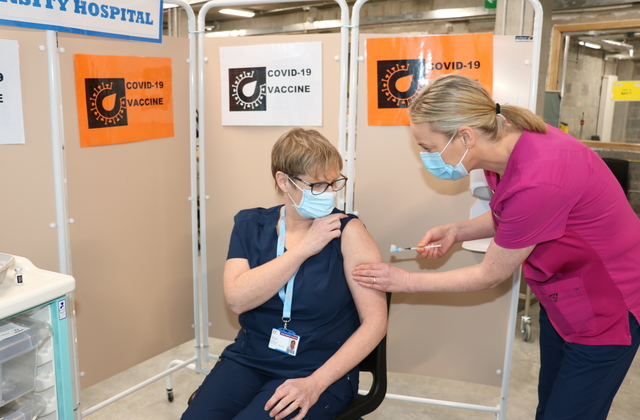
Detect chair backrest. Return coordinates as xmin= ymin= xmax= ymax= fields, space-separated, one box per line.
xmin=333 ymin=292 xmax=390 ymax=420
xmin=602 ymin=157 xmax=630 ymax=195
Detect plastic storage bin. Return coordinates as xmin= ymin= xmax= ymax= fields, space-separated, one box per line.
xmin=0 ymin=393 xmax=46 ymax=420
xmin=0 ymin=317 xmax=51 ymax=406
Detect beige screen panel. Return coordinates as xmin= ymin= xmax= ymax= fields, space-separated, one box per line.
xmin=354 ymin=35 xmax=531 ymax=387
xmin=0 ymin=27 xmax=59 ymax=271
xmin=203 ymin=34 xmax=343 ymax=341
xmin=58 ymin=33 xmax=194 ymax=388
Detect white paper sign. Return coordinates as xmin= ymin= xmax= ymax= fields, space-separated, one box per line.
xmin=0 ymin=39 xmax=26 ymax=145
xmin=0 ymin=0 xmax=162 ymax=43
xmin=220 ymin=42 xmax=322 ymax=126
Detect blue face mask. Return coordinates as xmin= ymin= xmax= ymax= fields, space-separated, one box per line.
xmin=420 ymin=130 xmax=469 ymax=181
xmin=286 ymin=177 xmax=336 ymax=219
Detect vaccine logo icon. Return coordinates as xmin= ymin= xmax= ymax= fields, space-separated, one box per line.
xmin=377 ymin=59 xmax=425 ymax=109
xmin=85 ymin=78 xmax=128 ymax=128
xmin=229 ymin=67 xmax=267 ymax=111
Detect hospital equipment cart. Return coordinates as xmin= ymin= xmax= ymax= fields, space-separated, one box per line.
xmin=0 ymin=253 xmax=75 ymax=420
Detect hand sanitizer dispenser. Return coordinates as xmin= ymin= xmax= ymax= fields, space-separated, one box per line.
xmin=469 ymin=169 xmax=492 ymax=219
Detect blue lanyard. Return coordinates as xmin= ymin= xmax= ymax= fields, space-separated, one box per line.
xmin=277 ymin=207 xmax=297 ymax=330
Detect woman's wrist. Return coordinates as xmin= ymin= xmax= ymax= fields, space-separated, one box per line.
xmin=444 ymin=223 xmax=461 ymax=243
xmin=306 ymin=372 xmax=327 ymax=394
xmin=283 ymin=246 xmax=310 ymax=268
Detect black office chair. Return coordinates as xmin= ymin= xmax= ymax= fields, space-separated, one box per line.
xmin=333 ymin=292 xmax=391 ymax=420
xmin=187 ymin=293 xmax=391 ymax=420
xmin=601 ymin=157 xmax=630 ymax=196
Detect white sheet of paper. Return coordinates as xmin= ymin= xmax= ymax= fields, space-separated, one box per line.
xmin=0 ymin=39 xmax=26 ymax=145
xmin=220 ymin=42 xmax=322 ymax=126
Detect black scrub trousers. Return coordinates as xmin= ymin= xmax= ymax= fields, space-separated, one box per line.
xmin=536 ymin=307 xmax=640 ymax=420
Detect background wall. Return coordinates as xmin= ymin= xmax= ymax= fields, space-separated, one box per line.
xmin=616 ymin=59 xmax=640 ymax=145
xmin=556 ymin=36 xmax=640 ymax=144
xmin=201 ymin=33 xmax=534 ymax=388
xmin=624 ymin=98 xmax=640 ymax=144
xmin=558 ymin=39 xmax=618 ymax=141
xmin=0 ymin=27 xmax=59 ymax=271
xmin=175 ymin=1 xmax=640 ymax=143
xmin=0 ymin=26 xmax=196 ymax=389
xmin=353 ymin=34 xmax=533 ymax=386
xmin=548 ymin=10 xmax=640 ymax=142
xmin=188 ymin=0 xmax=497 ymax=36
xmin=59 ymin=33 xmax=195 ymax=388
xmin=202 ymin=33 xmax=344 ymax=343
xmin=4 ymin=0 xmax=640 ymax=398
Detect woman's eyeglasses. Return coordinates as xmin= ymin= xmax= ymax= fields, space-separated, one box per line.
xmin=288 ymin=174 xmax=348 ymax=195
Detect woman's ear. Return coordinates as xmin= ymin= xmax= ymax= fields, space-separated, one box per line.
xmin=275 ymin=171 xmax=289 ymax=193
xmin=458 ymin=126 xmax=477 ymax=149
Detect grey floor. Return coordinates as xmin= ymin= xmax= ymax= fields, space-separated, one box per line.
xmin=80 ymin=303 xmax=640 ymax=419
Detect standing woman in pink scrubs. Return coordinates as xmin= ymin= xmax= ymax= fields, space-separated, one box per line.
xmin=353 ymin=74 xmax=640 ymax=420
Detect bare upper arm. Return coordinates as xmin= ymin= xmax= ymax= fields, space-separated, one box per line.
xmin=341 ymin=218 xmax=388 ymax=323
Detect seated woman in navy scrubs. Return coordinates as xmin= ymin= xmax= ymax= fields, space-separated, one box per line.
xmin=181 ymin=128 xmax=388 ymax=420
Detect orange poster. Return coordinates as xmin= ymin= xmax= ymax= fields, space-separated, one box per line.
xmin=366 ymin=33 xmax=493 ymax=126
xmin=74 ymin=55 xmax=174 ymax=147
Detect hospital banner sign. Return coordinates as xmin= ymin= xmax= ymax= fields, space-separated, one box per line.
xmin=366 ymin=33 xmax=493 ymax=126
xmin=74 ymin=54 xmax=174 ymax=147
xmin=219 ymin=42 xmax=322 ymax=126
xmin=0 ymin=39 xmax=26 ymax=145
xmin=0 ymin=0 xmax=163 ymax=43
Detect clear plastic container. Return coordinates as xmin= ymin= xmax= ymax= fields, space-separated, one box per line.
xmin=0 ymin=393 xmax=47 ymax=420
xmin=0 ymin=317 xmax=51 ymax=406
xmin=0 ymin=254 xmax=14 ymax=286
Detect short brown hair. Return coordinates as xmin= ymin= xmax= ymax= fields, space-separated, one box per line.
xmin=271 ymin=128 xmax=342 ymax=189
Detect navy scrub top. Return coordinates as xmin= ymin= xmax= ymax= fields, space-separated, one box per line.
xmin=221 ymin=205 xmax=361 ymax=379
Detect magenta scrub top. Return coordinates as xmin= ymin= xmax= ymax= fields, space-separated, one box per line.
xmin=485 ymin=126 xmax=640 ymax=345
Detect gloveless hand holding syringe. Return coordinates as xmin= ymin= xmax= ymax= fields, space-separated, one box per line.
xmin=390 ymin=244 xmax=442 ymax=253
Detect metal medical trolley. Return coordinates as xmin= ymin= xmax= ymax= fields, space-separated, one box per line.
xmin=0 ymin=254 xmax=75 ymax=420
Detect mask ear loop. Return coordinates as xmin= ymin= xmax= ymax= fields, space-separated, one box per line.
xmin=454 ymin=129 xmax=472 ymax=169
xmin=456 ymin=147 xmax=469 ymax=166
xmin=286 ymin=191 xmax=299 ymax=208
xmin=285 ymin=176 xmax=304 ymax=209
xmin=439 ymin=130 xmax=458 ymax=156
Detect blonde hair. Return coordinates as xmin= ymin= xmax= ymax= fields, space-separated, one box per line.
xmin=271 ymin=128 xmax=342 ymax=191
xmin=408 ymin=74 xmax=547 ymax=140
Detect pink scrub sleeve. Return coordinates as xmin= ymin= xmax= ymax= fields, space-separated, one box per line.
xmin=493 ymin=183 xmax=573 ymax=249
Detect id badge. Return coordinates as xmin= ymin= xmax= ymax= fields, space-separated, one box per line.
xmin=268 ymin=328 xmax=300 ymax=356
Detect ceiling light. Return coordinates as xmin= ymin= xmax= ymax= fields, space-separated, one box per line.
xmin=205 ymin=29 xmax=248 ymax=38
xmin=579 ymin=41 xmax=601 ymax=50
xmin=219 ymin=8 xmax=255 ymax=18
xmin=163 ymin=3 xmax=179 ymax=9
